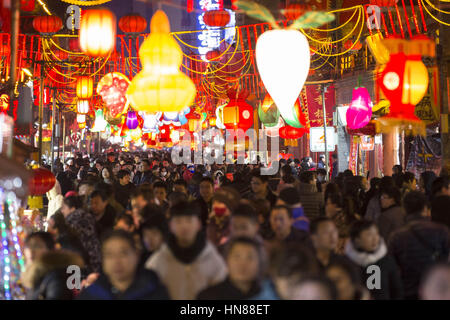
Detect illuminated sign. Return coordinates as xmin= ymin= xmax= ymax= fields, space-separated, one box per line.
xmin=309 ymin=127 xmax=336 ymax=152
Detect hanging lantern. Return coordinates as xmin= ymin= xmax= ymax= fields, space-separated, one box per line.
xmin=68 ymin=37 xmax=81 ymax=52
xmin=256 ymin=29 xmax=310 ymax=128
xmin=77 ymin=100 xmax=89 ymax=114
xmin=209 ymin=117 xmax=216 ymax=127
xmin=28 ymin=168 xmax=56 ymax=196
xmin=79 ymin=8 xmax=117 ymax=57
xmin=202 ymin=10 xmax=231 ymax=27
xmin=283 ymin=4 xmax=310 ymax=21
xmin=369 ymin=0 xmax=398 ymax=7
xmin=97 ymin=72 xmax=130 ymax=118
xmin=279 ymin=125 xmax=307 ymax=147
xmin=118 ymin=13 xmax=147 ymax=34
xmin=346 ymin=87 xmax=373 ymax=130
xmin=222 ymin=89 xmax=253 ymax=132
xmin=91 ymin=109 xmax=108 ymax=132
xmin=76 ymin=76 xmax=94 ymax=99
xmin=185 ymin=110 xmax=202 ymax=133
xmin=258 ymin=94 xmax=280 ymax=128
xmin=79 ymin=122 xmax=86 ymax=129
xmin=376 ymin=36 xmax=434 ymax=136
xmin=126 ymin=110 xmax=138 ymax=130
xmin=127 ymin=10 xmax=196 ymax=113
xmin=206 ymin=50 xmax=221 ymax=62
xmin=76 ymin=114 xmax=86 ymax=123
xmin=33 ymin=16 xmax=63 ymax=34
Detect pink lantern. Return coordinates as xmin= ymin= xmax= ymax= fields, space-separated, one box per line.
xmin=126 ymin=110 xmax=138 ymax=130
xmin=346 ymin=87 xmax=373 ymax=130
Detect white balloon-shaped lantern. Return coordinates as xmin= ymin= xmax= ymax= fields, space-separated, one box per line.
xmin=256 ymin=30 xmax=310 ymax=128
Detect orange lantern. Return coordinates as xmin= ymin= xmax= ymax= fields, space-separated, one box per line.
xmin=28 ymin=168 xmax=56 ymax=196
xmin=222 ymin=89 xmax=253 ymax=132
xmin=279 ymin=125 xmax=307 ymax=147
xmin=119 ymin=13 xmax=147 ymax=34
xmin=33 ymin=16 xmax=62 ymax=34
xmin=203 ymin=10 xmax=230 ymax=27
xmin=76 ymin=76 xmax=94 ymax=99
xmin=209 ymin=117 xmax=216 ymax=127
xmin=79 ymin=8 xmax=117 ymax=57
xmin=185 ymin=110 xmax=202 ymax=133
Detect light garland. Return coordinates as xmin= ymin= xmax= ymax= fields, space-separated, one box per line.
xmin=60 ymin=0 xmax=111 ymax=6
xmin=37 ymin=0 xmax=52 ymax=15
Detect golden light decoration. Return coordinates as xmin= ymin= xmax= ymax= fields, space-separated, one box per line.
xmin=76 ymin=76 xmax=93 ymax=99
xmin=79 ymin=8 xmax=116 ymax=57
xmin=126 ymin=10 xmax=196 ymax=113
xmin=77 ymin=99 xmax=90 ymax=114
xmin=76 ymin=113 xmax=86 ymax=123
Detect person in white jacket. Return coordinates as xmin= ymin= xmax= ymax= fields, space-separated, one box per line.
xmin=46 ymin=180 xmax=64 ymax=224
xmin=145 ymin=200 xmax=227 ymax=300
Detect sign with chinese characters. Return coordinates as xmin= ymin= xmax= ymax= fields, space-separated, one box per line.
xmin=197 ymin=0 xmax=236 ymax=60
xmin=309 ymin=126 xmax=336 ymax=152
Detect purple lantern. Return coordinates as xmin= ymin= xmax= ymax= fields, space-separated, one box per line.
xmin=126 ymin=110 xmax=138 ymax=130
xmin=346 ymin=87 xmax=373 ymax=130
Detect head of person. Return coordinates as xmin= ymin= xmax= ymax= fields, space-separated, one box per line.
xmin=169 ymin=201 xmax=202 ymax=247
xmin=130 ymin=187 xmax=154 ymax=227
xmin=280 ymin=164 xmax=292 ymax=178
xmin=369 ymin=177 xmax=381 ymax=191
xmin=379 ymin=186 xmax=401 ymax=209
xmin=95 ymin=160 xmax=104 ymax=172
xmin=101 ymin=230 xmax=139 ymax=289
xmin=140 ymin=160 xmax=150 ymax=173
xmin=250 ymin=169 xmax=269 ymax=195
xmin=160 ymin=166 xmax=169 ymax=178
xmin=431 ymin=195 xmax=450 ymax=228
xmin=107 ymin=152 xmax=115 ymax=163
xmin=168 ymin=191 xmax=188 ymax=208
xmin=324 ymin=192 xmax=343 ymax=218
xmin=392 ymin=164 xmax=403 ymax=175
xmin=60 ymin=195 xmax=84 ymax=217
xmin=350 ymin=220 xmax=380 ymax=252
xmin=289 ymin=276 xmax=337 ymax=300
xmin=420 ymin=263 xmax=450 ymax=300
xmin=134 ymin=155 xmax=141 ymax=164
xmin=432 ymin=177 xmax=450 ymax=197
xmin=173 ymin=179 xmax=188 ymax=195
xmin=114 ymin=214 xmax=136 ymax=233
xmin=152 ymin=181 xmax=167 ymax=204
xmin=343 ymin=169 xmax=354 ymax=178
xmin=139 ymin=212 xmax=168 ymax=253
xmin=112 ymin=162 xmax=122 ymax=176
xmin=24 ymin=232 xmax=55 ymax=265
xmin=88 ymin=189 xmax=109 ymax=218
xmin=117 ymin=169 xmax=131 ymax=186
xmin=224 ymin=237 xmax=263 ymax=289
xmin=78 ymin=180 xmax=96 ymax=198
xmin=403 ymin=191 xmax=430 ymax=218
xmin=420 ymin=171 xmax=437 ymax=196
xmin=299 ymin=171 xmax=316 ymax=185
xmin=402 ymin=172 xmax=417 ymax=190
xmin=102 ymin=166 xmax=114 ymax=181
xmin=326 ymin=259 xmax=362 ymax=300
xmin=199 ymin=177 xmax=214 ymax=202
xmin=270 ymin=205 xmax=293 ymax=240
xmin=276 ymin=187 xmax=301 ymax=208
xmin=231 ymin=203 xmax=260 ymax=238
xmin=211 ymin=187 xmax=240 ymax=219
xmin=310 ymin=217 xmax=339 ymax=253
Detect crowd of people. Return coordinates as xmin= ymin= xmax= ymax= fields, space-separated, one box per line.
xmin=20 ymin=151 xmax=450 ymax=300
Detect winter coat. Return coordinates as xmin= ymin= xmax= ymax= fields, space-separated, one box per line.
xmin=197 ymin=278 xmax=262 ymax=300
xmin=65 ymin=209 xmax=102 ymax=273
xmin=297 ymin=182 xmax=324 ymax=220
xmin=114 ymin=182 xmax=136 ymax=209
xmin=46 ymin=181 xmax=63 ymax=221
xmin=377 ymin=205 xmax=406 ymax=243
xmin=345 ymin=240 xmax=403 ymax=300
xmin=145 ymin=233 xmax=227 ymax=300
xmin=133 ymin=171 xmax=152 ymax=186
xmin=77 ymin=269 xmax=169 ymax=300
xmin=95 ymin=204 xmax=118 ymax=238
xmin=364 ymin=196 xmax=381 ymax=222
xmin=388 ymin=216 xmax=450 ymax=299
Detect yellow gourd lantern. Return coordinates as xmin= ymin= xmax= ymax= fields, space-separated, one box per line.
xmin=126 ymin=10 xmax=196 ymax=113
xmin=79 ymin=8 xmax=116 ymax=57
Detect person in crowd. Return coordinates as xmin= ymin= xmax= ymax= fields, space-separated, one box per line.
xmin=419 ymin=262 xmax=450 ymax=300
xmin=331 ymin=154 xmax=338 ymax=180
xmin=392 ymin=165 xmax=403 ymax=188
xmin=153 ymin=181 xmax=169 ymax=213
xmin=130 ymin=187 xmax=154 ymax=228
xmin=300 ymin=157 xmax=313 ymax=171
xmin=389 ymin=191 xmax=450 ymax=300
xmin=46 ymin=180 xmax=64 ymax=223
xmin=431 ymin=195 xmax=450 ymax=229
xmin=229 ymin=202 xmax=261 ymax=240
xmin=297 ymin=171 xmax=323 ymax=220
xmin=419 ymin=171 xmax=437 ymax=201
xmin=345 ymin=220 xmax=403 ymax=300
xmin=88 ymin=189 xmax=118 ymax=238
xmin=145 ymin=201 xmax=227 ymax=300
xmin=377 ymin=186 xmax=405 ymax=242
xmin=112 ymin=162 xmax=122 ymax=177
xmin=114 ymin=213 xmax=136 ymax=233
xmin=77 ymin=179 xmax=97 ymax=203
xmin=316 ymin=169 xmax=327 ymax=193
xmin=101 ymin=166 xmax=115 ymax=185
xmin=325 ymin=259 xmax=370 ymax=300
xmin=401 ymin=172 xmax=417 ymax=196
xmin=431 ymin=176 xmax=450 ymax=198
xmin=276 ymin=187 xmax=309 ymax=232
xmin=139 ymin=211 xmax=168 ymax=267
xmin=246 ymin=169 xmax=277 ymax=208
xmin=167 ymin=191 xmax=188 ymax=209
xmin=23 ymin=250 xmax=85 ymax=300
xmin=365 ymin=176 xmax=396 ymax=222
xmin=23 ymin=232 xmax=55 ymax=267
xmin=361 ymin=177 xmax=381 ymax=217
xmin=289 ymin=276 xmax=338 ymax=300
xmin=114 ymin=169 xmax=136 ymax=209
xmin=193 ymin=177 xmax=215 ymax=227
xmin=60 ymin=196 xmax=102 ymax=273
xmin=173 ymin=179 xmax=189 ymax=195
xmin=197 ymin=237 xmax=265 ymax=300
xmin=133 ymin=160 xmax=152 ymax=185
xmin=317 ymin=155 xmax=326 ymax=170
xmin=77 ymin=230 xmax=169 ymax=300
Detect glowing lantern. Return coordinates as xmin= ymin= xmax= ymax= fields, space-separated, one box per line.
xmin=33 ymin=16 xmax=62 ymax=34
xmin=127 ymin=10 xmax=196 ymax=113
xmin=28 ymin=168 xmax=56 ymax=196
xmin=126 ymin=110 xmax=138 ymax=130
xmin=206 ymin=50 xmax=221 ymax=62
xmin=185 ymin=110 xmax=202 ymax=133
xmin=159 ymin=125 xmax=172 ymax=143
xmin=258 ymin=94 xmax=280 ymax=128
xmin=376 ymin=36 xmax=434 ymax=136
xmin=256 ymin=29 xmax=310 ymax=128
xmin=76 ymin=76 xmax=93 ymax=99
xmin=202 ymin=10 xmax=231 ymax=27
xmin=77 ymin=100 xmax=89 ymax=114
xmin=344 ymin=39 xmax=363 ymax=52
xmin=130 ymin=127 xmax=142 ymax=141
xmin=346 ymin=87 xmax=373 ymax=130
xmin=91 ymin=109 xmax=108 ymax=132
xmin=215 ymin=104 xmax=226 ymax=129
xmin=79 ymin=9 xmax=116 ymax=57
xmin=209 ymin=117 xmax=216 ymax=127
xmin=279 ymin=125 xmax=307 ymax=147
xmin=119 ymin=13 xmax=147 ymax=34
xmin=222 ymin=89 xmax=253 ymax=131
xmin=97 ymin=72 xmax=130 ymax=118
xmin=76 ymin=114 xmax=86 ymax=123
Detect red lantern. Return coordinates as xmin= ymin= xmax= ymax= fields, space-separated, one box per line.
xmin=33 ymin=16 xmax=63 ymax=34
xmin=119 ymin=13 xmax=147 ymax=34
xmin=369 ymin=0 xmax=398 ymax=7
xmin=222 ymin=89 xmax=254 ymax=132
xmin=20 ymin=0 xmax=35 ymax=12
xmin=279 ymin=125 xmax=306 ymax=147
xmin=283 ymin=4 xmax=310 ymax=21
xmin=206 ymin=50 xmax=221 ymax=62
xmin=28 ymin=168 xmax=56 ymax=196
xmin=203 ymin=10 xmax=230 ymax=27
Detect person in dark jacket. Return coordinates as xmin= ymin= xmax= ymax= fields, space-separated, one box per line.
xmin=389 ymin=191 xmax=450 ymax=300
xmin=23 ymin=250 xmax=85 ymax=300
xmin=192 ymin=177 xmax=214 ymax=228
xmin=345 ymin=220 xmax=403 ymax=300
xmin=88 ymin=189 xmax=118 ymax=238
xmin=377 ymin=186 xmax=405 ymax=242
xmin=114 ymin=169 xmax=136 ymax=209
xmin=245 ymin=169 xmax=277 ymax=208
xmin=77 ymin=230 xmax=169 ymax=300
xmin=431 ymin=195 xmax=450 ymax=229
xmin=297 ymin=171 xmax=324 ymax=220
xmin=276 ymin=187 xmax=309 ymax=232
xmin=133 ymin=160 xmax=153 ymax=186
xmin=197 ymin=237 xmax=265 ymax=300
